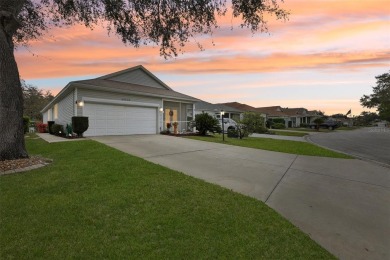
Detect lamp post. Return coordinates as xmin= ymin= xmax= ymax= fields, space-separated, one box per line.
xmin=221 ymin=110 xmax=225 ymax=141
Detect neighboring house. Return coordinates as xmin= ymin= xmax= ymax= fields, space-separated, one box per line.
xmin=219 ymin=102 xmax=258 ymax=112
xmin=194 ymin=101 xmax=243 ymax=121
xmin=255 ymin=106 xmax=319 ymax=127
xmin=222 ymin=102 xmax=319 ymax=128
xmin=220 ymin=101 xmax=267 ymax=122
xmin=41 ymin=65 xmax=199 ymax=136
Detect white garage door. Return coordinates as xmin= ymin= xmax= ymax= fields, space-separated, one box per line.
xmin=83 ymin=103 xmax=157 ymax=136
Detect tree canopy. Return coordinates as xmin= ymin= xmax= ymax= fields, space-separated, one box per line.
xmin=22 ymin=80 xmax=54 ymax=121
xmin=12 ymin=0 xmax=289 ymax=57
xmin=360 ymin=71 xmax=390 ymax=121
xmin=0 ymin=0 xmax=288 ymax=160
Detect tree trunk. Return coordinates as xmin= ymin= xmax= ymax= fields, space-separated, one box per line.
xmin=0 ymin=24 xmax=28 ymax=160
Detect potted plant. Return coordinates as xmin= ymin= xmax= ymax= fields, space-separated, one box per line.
xmin=166 ymin=122 xmax=172 ymax=133
xmin=172 ymin=121 xmax=179 ymax=134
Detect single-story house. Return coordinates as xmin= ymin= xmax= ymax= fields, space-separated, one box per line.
xmin=41 ymin=65 xmax=199 ymax=136
xmin=256 ymin=106 xmax=320 ymax=127
xmin=194 ymin=101 xmax=243 ymax=121
xmin=219 ymin=102 xmax=267 ymax=121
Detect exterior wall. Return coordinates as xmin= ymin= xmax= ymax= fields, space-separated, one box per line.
xmin=109 ymin=69 xmax=165 ymax=89
xmin=56 ymin=91 xmax=75 ymax=126
xmin=43 ymin=111 xmax=48 ymax=123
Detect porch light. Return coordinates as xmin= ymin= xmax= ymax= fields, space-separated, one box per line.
xmin=159 ymin=107 xmax=163 ymax=112
xmin=76 ymin=100 xmax=84 ymax=107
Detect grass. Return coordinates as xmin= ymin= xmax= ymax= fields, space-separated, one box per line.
xmin=270 ymin=130 xmax=308 ymax=137
xmin=187 ymin=134 xmax=352 ymax=159
xmin=0 ymin=135 xmax=335 ymax=259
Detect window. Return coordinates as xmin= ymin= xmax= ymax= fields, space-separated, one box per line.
xmin=53 ymin=104 xmax=58 ymax=120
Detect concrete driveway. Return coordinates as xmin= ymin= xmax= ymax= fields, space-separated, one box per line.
xmin=308 ymin=127 xmax=390 ymax=166
xmin=91 ymin=135 xmax=390 ymax=260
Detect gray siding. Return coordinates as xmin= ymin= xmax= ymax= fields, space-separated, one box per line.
xmin=43 ymin=111 xmax=48 ymax=123
xmin=108 ymin=69 xmax=166 ymax=89
xmin=77 ymin=88 xmax=164 ymax=130
xmin=56 ymin=91 xmax=74 ymax=126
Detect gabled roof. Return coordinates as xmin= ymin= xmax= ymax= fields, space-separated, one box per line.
xmin=195 ymin=101 xmax=243 ymax=113
xmin=73 ymin=79 xmax=198 ymax=101
xmin=41 ymin=66 xmax=198 ymax=113
xmin=255 ymin=106 xmax=287 ymax=117
xmin=98 ymin=65 xmax=172 ymax=90
xmin=219 ymin=102 xmax=257 ymax=112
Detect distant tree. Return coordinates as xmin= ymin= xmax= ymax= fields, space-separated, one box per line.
xmin=331 ymin=113 xmax=346 ymax=119
xmin=22 ymin=81 xmax=54 ymax=121
xmin=194 ymin=113 xmax=221 ymax=136
xmin=0 ymin=0 xmax=289 ymax=160
xmin=313 ymin=117 xmax=324 ymax=131
xmin=355 ymin=111 xmax=380 ymax=126
xmin=360 ymin=71 xmax=390 ymax=121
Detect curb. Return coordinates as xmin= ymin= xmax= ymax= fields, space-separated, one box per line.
xmin=0 ymin=162 xmax=51 ymax=176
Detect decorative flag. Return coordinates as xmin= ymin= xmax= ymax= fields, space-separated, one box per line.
xmin=346 ymin=109 xmax=351 ymax=116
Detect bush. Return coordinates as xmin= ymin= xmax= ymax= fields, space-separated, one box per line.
xmin=272 ymin=118 xmax=285 ymax=124
xmin=36 ymin=122 xmax=48 ymax=133
xmin=195 ymin=113 xmax=221 ymax=135
xmin=240 ymin=112 xmax=265 ymax=135
xmin=65 ymin=124 xmax=73 ymax=136
xmin=227 ymin=128 xmax=238 ymax=138
xmin=51 ymin=124 xmax=64 ymax=135
xmin=48 ymin=121 xmax=55 ymax=134
xmin=300 ymin=123 xmax=308 ymax=128
xmin=72 ymin=116 xmax=89 ymax=137
xmin=273 ymin=123 xmax=286 ymax=129
xmin=23 ymin=116 xmax=30 ymax=134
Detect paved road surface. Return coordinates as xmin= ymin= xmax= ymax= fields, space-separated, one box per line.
xmin=307 ymin=127 xmax=390 ymax=166
xmin=92 ymin=135 xmax=390 ymax=260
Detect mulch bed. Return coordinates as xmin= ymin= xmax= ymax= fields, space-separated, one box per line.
xmin=0 ymin=156 xmax=52 ymax=174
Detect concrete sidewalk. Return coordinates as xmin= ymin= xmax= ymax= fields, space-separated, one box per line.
xmin=92 ymin=135 xmax=390 ymax=260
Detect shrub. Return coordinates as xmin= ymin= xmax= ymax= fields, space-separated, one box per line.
xmin=272 ymin=118 xmax=285 ymax=124
xmin=65 ymin=124 xmax=73 ymax=136
xmin=48 ymin=121 xmax=55 ymax=134
xmin=23 ymin=116 xmax=30 ymax=134
xmin=72 ymin=116 xmax=89 ymax=137
xmin=227 ymin=128 xmax=238 ymax=138
xmin=36 ymin=122 xmax=48 ymax=133
xmin=52 ymin=124 xmax=64 ymax=135
xmin=239 ymin=112 xmax=265 ymax=135
xmin=300 ymin=123 xmax=308 ymax=128
xmin=195 ymin=113 xmax=221 ymax=135
xmin=273 ymin=123 xmax=286 ymax=129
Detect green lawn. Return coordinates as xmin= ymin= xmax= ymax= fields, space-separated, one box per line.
xmin=0 ymin=135 xmax=334 ymax=259
xmin=187 ymin=134 xmax=352 ymax=159
xmin=270 ymin=130 xmax=308 ymax=137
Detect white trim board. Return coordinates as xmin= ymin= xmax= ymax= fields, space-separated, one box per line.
xmin=82 ymin=97 xmax=160 ymax=108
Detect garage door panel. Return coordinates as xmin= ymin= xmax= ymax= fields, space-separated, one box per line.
xmin=83 ymin=103 xmax=157 ymax=136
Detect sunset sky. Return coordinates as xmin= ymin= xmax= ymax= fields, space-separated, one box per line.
xmin=16 ymin=0 xmax=389 ymax=116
